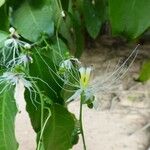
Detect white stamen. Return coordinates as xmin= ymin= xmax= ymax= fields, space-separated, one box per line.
xmin=2 ymin=31 xmax=31 ymax=65
xmin=6 ymin=54 xmax=33 ymax=68
xmin=4 ymin=38 xmax=16 ymax=48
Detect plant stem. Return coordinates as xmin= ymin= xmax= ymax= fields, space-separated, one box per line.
xmin=79 ymin=93 xmax=86 ymax=150
xmin=37 ymin=107 xmax=51 ymax=150
xmin=31 ymin=82 xmax=44 ymax=150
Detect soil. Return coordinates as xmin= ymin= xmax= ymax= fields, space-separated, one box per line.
xmin=15 ymin=43 xmax=150 ymax=150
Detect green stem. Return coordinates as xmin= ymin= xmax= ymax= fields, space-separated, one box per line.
xmin=79 ymin=93 xmax=86 ymax=150
xmin=31 ymin=82 xmax=44 ymax=150
xmin=37 ymin=107 xmax=51 ymax=150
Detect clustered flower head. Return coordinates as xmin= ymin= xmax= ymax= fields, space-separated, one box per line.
xmin=6 ymin=54 xmax=33 ymax=68
xmin=59 ymin=57 xmax=81 ymax=73
xmin=1 ymin=27 xmax=33 ymax=68
xmin=0 ymin=27 xmax=36 ymax=111
xmin=0 ymin=69 xmax=38 ymax=111
xmin=0 ymin=27 xmax=139 ymax=112
xmin=0 ymin=71 xmax=32 ymax=89
xmin=2 ymin=27 xmax=32 ymax=65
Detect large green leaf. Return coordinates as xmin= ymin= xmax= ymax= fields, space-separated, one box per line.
xmin=0 ymin=86 xmax=18 ymax=150
xmin=12 ymin=1 xmax=54 ymax=42
xmin=25 ymin=53 xmax=62 ymax=132
xmin=43 ymin=104 xmax=75 ymax=150
xmin=69 ymin=11 xmax=84 ymax=58
xmin=109 ymin=0 xmax=150 ymax=39
xmin=25 ymin=93 xmax=41 ymax=132
xmin=25 ymin=39 xmax=68 ymax=132
xmin=138 ymin=60 xmax=150 ymax=82
xmin=83 ymin=0 xmax=107 ymax=39
xmin=57 ymin=0 xmax=84 ymax=58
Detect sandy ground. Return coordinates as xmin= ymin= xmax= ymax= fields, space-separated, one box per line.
xmin=15 ymin=44 xmax=150 ymax=150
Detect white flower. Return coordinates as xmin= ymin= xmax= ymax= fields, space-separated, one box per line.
xmin=4 ymin=38 xmax=19 ymax=49
xmin=1 ymin=72 xmax=32 ymax=88
xmin=66 ymin=67 xmax=93 ymax=103
xmin=0 ymin=71 xmax=37 ymax=110
xmin=79 ymin=67 xmax=92 ymax=90
xmin=6 ymin=54 xmax=33 ymax=68
xmin=35 ymin=40 xmax=139 ymax=108
xmin=65 ymin=46 xmax=139 ymax=107
xmin=60 ymin=59 xmax=72 ymax=70
xmin=2 ymin=27 xmax=31 ymax=65
xmin=0 ymin=71 xmax=57 ymax=110
xmin=0 ymin=71 xmax=35 ymax=100
xmin=60 ymin=58 xmax=81 ymax=70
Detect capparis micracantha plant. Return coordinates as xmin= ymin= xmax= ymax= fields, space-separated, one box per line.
xmin=0 ymin=25 xmax=139 ymax=150
xmin=0 ymin=1 xmax=140 ymax=150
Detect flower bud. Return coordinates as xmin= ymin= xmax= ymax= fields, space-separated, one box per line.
xmin=24 ymin=43 xmax=31 ymax=49
xmin=61 ymin=10 xmax=65 ymax=18
xmin=9 ymin=27 xmax=15 ymax=34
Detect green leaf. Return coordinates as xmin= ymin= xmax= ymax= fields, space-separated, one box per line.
xmin=109 ymin=0 xmax=150 ymax=39
xmin=0 ymin=31 xmax=8 ymax=48
xmin=43 ymin=104 xmax=75 ymax=150
xmin=12 ymin=1 xmax=54 ymax=42
xmin=58 ymin=0 xmax=84 ymax=58
xmin=83 ymin=0 xmax=106 ymax=39
xmin=25 ymin=54 xmax=62 ymax=132
xmin=0 ymin=31 xmax=8 ymax=41
xmin=25 ymin=93 xmax=41 ymax=132
xmin=69 ymin=11 xmax=84 ymax=58
xmin=0 ymin=85 xmax=18 ymax=150
xmin=0 ymin=5 xmax=9 ymax=31
xmin=0 ymin=0 xmax=5 ymax=7
xmin=25 ymin=39 xmax=68 ymax=132
xmin=138 ymin=60 xmax=150 ymax=82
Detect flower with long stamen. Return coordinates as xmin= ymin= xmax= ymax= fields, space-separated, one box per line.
xmin=0 ymin=72 xmax=33 ymax=92
xmin=59 ymin=57 xmax=81 ymax=78
xmin=34 ymin=47 xmax=80 ymax=93
xmin=1 ymin=27 xmax=31 ymax=65
xmin=36 ymin=40 xmax=139 ymax=106
xmin=0 ymin=71 xmax=38 ymax=110
xmin=6 ymin=53 xmax=33 ymax=68
xmin=60 ymin=59 xmax=73 ymax=70
xmin=65 ymin=46 xmax=139 ymax=107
